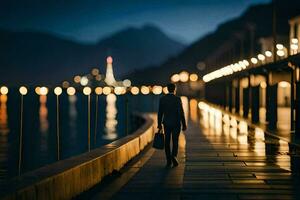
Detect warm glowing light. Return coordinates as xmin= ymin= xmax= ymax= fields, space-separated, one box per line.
xmin=141 ymin=86 xmax=150 ymax=95
xmin=91 ymin=68 xmax=99 ymax=76
xmin=74 ymin=75 xmax=81 ymax=83
xmin=278 ymin=81 xmax=290 ymax=88
xmin=114 ymin=87 xmax=125 ymax=95
xmin=80 ymin=76 xmax=89 ymax=86
xmin=171 ymin=74 xmax=180 ymax=83
xmin=35 ymin=87 xmax=41 ymax=95
xmin=62 ymin=81 xmax=70 ymax=88
xmin=260 ymin=82 xmax=267 ymax=89
xmin=291 ymin=44 xmax=298 ymax=50
xmin=83 ymin=87 xmax=92 ymax=95
xmin=107 ymin=56 xmax=113 ymax=64
xmin=189 ymin=73 xmax=198 ymax=81
xmin=19 ymin=86 xmax=28 ymax=95
xmin=95 ymin=87 xmax=103 ymax=95
xmin=276 ymin=50 xmax=285 ymax=57
xmin=131 ymin=86 xmax=139 ymax=95
xmin=179 ymin=71 xmax=189 ymax=82
xmin=276 ymin=44 xmax=284 ymax=50
xmin=103 ymin=86 xmax=112 ymax=95
xmin=152 ymin=85 xmax=163 ymax=95
xmin=163 ymin=87 xmax=168 ymax=94
xmin=54 ymin=87 xmax=62 ymax=95
xmin=243 ymin=60 xmax=250 ymax=66
xmin=95 ymin=74 xmax=101 ymax=81
xmin=265 ymin=51 xmax=272 ymax=57
xmin=0 ymin=86 xmax=8 ymax=95
xmin=123 ymin=79 xmax=131 ymax=87
xmin=67 ymin=87 xmax=76 ymax=96
xmin=251 ymin=57 xmax=258 ymax=64
xmin=292 ymin=38 xmax=298 ymax=44
xmin=40 ymin=87 xmax=48 ymax=95
xmin=257 ymin=54 xmax=265 ymax=61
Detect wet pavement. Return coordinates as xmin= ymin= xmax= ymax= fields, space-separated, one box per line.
xmin=87 ymin=100 xmax=300 ymax=200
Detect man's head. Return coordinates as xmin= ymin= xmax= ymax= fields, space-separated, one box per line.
xmin=167 ymin=83 xmax=176 ymax=94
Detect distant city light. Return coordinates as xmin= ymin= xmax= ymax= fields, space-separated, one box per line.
xmin=83 ymin=87 xmax=92 ymax=95
xmin=189 ymin=74 xmax=198 ymax=82
xmin=0 ymin=86 xmax=8 ymax=95
xmin=260 ymin=82 xmax=267 ymax=89
xmin=278 ymin=81 xmax=290 ymax=88
xmin=35 ymin=87 xmax=41 ymax=95
xmin=40 ymin=87 xmax=48 ymax=95
xmin=103 ymin=86 xmax=112 ymax=95
xmin=91 ymin=68 xmax=99 ymax=76
xmin=107 ymin=56 xmax=113 ymax=64
xmin=257 ymin=54 xmax=265 ymax=61
xmin=251 ymin=58 xmax=258 ymax=64
xmin=95 ymin=87 xmax=103 ymax=95
xmin=114 ymin=87 xmax=125 ymax=95
xmin=62 ymin=81 xmax=70 ymax=88
xmin=80 ymin=76 xmax=89 ymax=86
xmin=265 ymin=51 xmax=272 ymax=57
xmin=179 ymin=71 xmax=189 ymax=82
xmin=131 ymin=86 xmax=139 ymax=95
xmin=141 ymin=86 xmax=150 ymax=95
xmin=163 ymin=87 xmax=169 ymax=94
xmin=54 ymin=87 xmax=62 ymax=96
xmin=67 ymin=87 xmax=76 ymax=96
xmin=276 ymin=44 xmax=284 ymax=50
xmin=171 ymin=74 xmax=180 ymax=83
xmin=123 ymin=79 xmax=131 ymax=87
xmin=74 ymin=75 xmax=81 ymax=83
xmin=19 ymin=86 xmax=28 ymax=95
xmin=276 ymin=50 xmax=285 ymax=57
xmin=152 ymin=85 xmax=163 ymax=95
xmin=291 ymin=44 xmax=298 ymax=50
xmin=292 ymin=38 xmax=298 ymax=44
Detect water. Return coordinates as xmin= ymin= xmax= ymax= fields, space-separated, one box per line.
xmin=0 ymin=88 xmax=161 ymax=185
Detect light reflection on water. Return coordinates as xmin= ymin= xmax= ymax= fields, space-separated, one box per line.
xmin=103 ymin=94 xmax=118 ymax=140
xmin=69 ymin=95 xmax=78 ymax=140
xmin=198 ymin=102 xmax=298 ymax=172
xmin=39 ymin=95 xmax=49 ymax=154
xmin=0 ymin=95 xmax=9 ymax=183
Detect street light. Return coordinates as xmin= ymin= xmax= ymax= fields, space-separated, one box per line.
xmin=179 ymin=71 xmax=189 ymax=82
xmin=171 ymin=74 xmax=180 ymax=83
xmin=130 ymin=86 xmax=139 ymax=95
xmin=0 ymin=86 xmax=8 ymax=95
xmin=189 ymin=74 xmax=198 ymax=82
xmin=83 ymin=87 xmax=92 ymax=151
xmin=18 ymin=86 xmax=27 ymax=176
xmin=67 ymin=87 xmax=76 ymax=96
xmin=251 ymin=57 xmax=258 ymax=65
xmin=54 ymin=87 xmax=62 ymax=160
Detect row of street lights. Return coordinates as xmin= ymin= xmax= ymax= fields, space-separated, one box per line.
xmin=203 ymin=43 xmax=293 ymax=83
xmin=0 ymin=85 xmax=169 ymax=96
xmin=170 ymin=71 xmax=199 ymax=83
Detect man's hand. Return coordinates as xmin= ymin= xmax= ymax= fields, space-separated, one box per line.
xmin=182 ymin=125 xmax=187 ymax=131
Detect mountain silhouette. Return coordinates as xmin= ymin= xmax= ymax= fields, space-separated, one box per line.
xmin=0 ymin=24 xmax=185 ymax=86
xmin=127 ymin=0 xmax=300 ymax=85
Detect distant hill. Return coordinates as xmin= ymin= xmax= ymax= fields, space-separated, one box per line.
xmin=127 ymin=0 xmax=300 ymax=85
xmin=0 ymin=24 xmax=185 ymax=85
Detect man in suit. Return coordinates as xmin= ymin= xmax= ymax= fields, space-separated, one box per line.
xmin=157 ymin=83 xmax=187 ymax=167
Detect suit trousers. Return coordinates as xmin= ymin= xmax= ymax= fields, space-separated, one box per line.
xmin=164 ymin=126 xmax=181 ymax=162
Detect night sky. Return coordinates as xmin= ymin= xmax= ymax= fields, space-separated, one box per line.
xmin=0 ymin=0 xmax=271 ymax=44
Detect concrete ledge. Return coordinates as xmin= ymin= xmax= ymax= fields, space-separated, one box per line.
xmin=2 ymin=113 xmax=155 ymax=200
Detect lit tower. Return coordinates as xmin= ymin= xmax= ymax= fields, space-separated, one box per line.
xmin=105 ymin=56 xmax=116 ymax=86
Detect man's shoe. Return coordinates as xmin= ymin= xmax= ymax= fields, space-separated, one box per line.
xmin=172 ymin=156 xmax=179 ymax=167
xmin=165 ymin=160 xmax=172 ymax=168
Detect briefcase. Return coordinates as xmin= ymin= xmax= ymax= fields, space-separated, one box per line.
xmin=152 ymin=129 xmax=164 ymax=149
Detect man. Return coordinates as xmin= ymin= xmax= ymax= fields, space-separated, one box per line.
xmin=157 ymin=83 xmax=187 ymax=167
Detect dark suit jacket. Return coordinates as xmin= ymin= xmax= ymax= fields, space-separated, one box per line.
xmin=158 ymin=94 xmax=186 ymax=128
